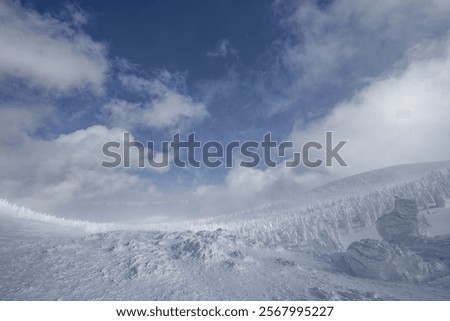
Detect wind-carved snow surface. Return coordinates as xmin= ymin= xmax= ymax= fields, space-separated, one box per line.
xmin=1 ymin=163 xmax=450 ymax=300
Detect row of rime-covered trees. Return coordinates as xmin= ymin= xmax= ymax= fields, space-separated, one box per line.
xmin=191 ymin=169 xmax=450 ymax=251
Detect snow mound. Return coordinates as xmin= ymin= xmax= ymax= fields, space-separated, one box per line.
xmin=167 ymin=229 xmax=252 ymax=264
xmin=376 ymin=198 xmax=421 ymax=243
xmin=340 ymin=197 xmax=450 ymax=283
xmin=405 ymin=236 xmax=450 ymax=266
xmin=82 ymin=228 xmax=255 ymax=270
xmin=345 ymin=239 xmax=442 ymax=282
xmin=433 ymin=194 xmax=446 ymax=208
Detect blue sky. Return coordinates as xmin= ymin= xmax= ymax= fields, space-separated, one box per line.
xmin=1 ymin=0 xmax=450 ymax=222
xmin=29 ymin=0 xmax=285 ymax=136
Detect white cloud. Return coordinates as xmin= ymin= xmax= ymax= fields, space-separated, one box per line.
xmin=288 ymin=33 xmax=450 ymax=181
xmin=206 ymin=39 xmax=239 ymax=59
xmin=0 ymin=124 xmax=168 ymax=220
xmin=269 ymin=0 xmax=450 ymax=112
xmin=0 ymin=0 xmax=108 ymax=94
xmin=190 ymin=164 xmax=307 ymax=216
xmin=0 ymin=104 xmax=54 ymax=143
xmin=103 ymin=73 xmax=208 ymax=130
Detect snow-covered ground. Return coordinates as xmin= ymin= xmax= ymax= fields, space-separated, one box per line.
xmin=1 ymin=162 xmax=450 ymax=300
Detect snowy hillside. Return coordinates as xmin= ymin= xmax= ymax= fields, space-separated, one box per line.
xmin=1 ymin=162 xmax=450 ymax=300
xmin=310 ymin=160 xmax=450 ymax=199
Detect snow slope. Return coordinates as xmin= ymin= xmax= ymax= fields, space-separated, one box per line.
xmin=1 ymin=161 xmax=450 ymax=300
xmin=1 ymin=219 xmax=449 ymax=300
xmin=310 ymin=160 xmax=450 ymax=200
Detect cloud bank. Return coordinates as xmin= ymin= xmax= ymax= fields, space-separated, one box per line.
xmin=0 ymin=1 xmax=108 ymax=94
xmin=103 ymin=73 xmax=208 ymax=130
